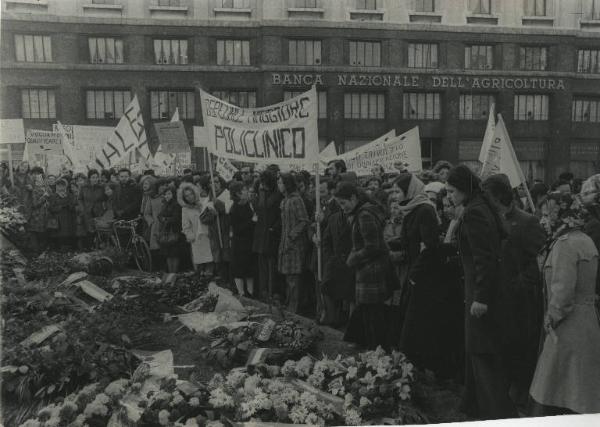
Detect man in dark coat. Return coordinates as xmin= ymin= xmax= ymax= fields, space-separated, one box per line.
xmin=483 ymin=174 xmax=546 ymax=412
xmin=115 ymin=168 xmax=142 ymax=220
xmin=447 ymin=165 xmax=517 ymax=420
xmin=252 ymin=169 xmax=283 ymax=300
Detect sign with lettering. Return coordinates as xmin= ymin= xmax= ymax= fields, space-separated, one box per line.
xmin=0 ymin=119 xmax=25 ymax=145
xmin=571 ymin=142 xmax=600 ymax=161
xmin=154 ymin=121 xmax=189 ymax=154
xmin=200 ymin=87 xmax=319 ymax=165
xmin=25 ymin=130 xmax=63 ymax=156
xmin=271 ymin=73 xmax=568 ymax=91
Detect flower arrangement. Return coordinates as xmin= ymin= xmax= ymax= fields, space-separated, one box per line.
xmin=206 ymin=370 xmax=337 ymax=426
xmin=279 ymin=347 xmax=416 ymax=425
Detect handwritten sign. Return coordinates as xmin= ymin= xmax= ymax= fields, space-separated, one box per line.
xmin=154 ymin=121 xmax=189 ymax=154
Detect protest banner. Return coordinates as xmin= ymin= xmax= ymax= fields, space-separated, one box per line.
xmin=0 ymin=119 xmax=25 ymax=145
xmin=193 ymin=126 xmax=208 ymax=148
xmin=478 ymin=103 xmax=495 ymax=163
xmin=335 ymin=127 xmax=422 ymax=176
xmin=200 ymin=87 xmax=319 ymax=165
xmin=94 ymin=95 xmax=151 ymax=169
xmin=216 ymin=156 xmax=238 ymax=182
xmin=154 ymin=121 xmax=189 ymax=154
xmin=25 ymin=130 xmax=63 ymax=156
xmin=480 ymin=114 xmax=535 ymax=211
xmin=54 ymin=124 xmax=113 ymax=172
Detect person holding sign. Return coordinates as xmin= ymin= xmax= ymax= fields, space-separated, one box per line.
xmin=277 ymin=173 xmax=310 ymax=314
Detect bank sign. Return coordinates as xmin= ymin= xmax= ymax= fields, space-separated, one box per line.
xmin=271 ymin=73 xmax=567 ymax=90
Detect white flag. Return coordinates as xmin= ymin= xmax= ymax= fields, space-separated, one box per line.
xmin=56 ymin=121 xmax=75 ymax=168
xmin=320 ymin=141 xmax=337 ymax=161
xmin=480 ymin=114 xmax=527 ymax=188
xmin=171 ymin=108 xmax=180 ymax=123
xmin=478 ymin=103 xmax=495 ymax=163
xmin=94 ymin=95 xmax=151 ymax=169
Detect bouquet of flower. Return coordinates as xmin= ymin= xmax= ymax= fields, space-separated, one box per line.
xmin=207 ymin=370 xmax=339 ymax=426
xmin=278 ymin=347 xmax=416 ymax=425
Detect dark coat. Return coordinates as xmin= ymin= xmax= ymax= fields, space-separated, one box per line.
xmin=252 ymin=188 xmax=283 ymax=257
xmin=347 ymin=201 xmax=391 ymax=305
xmin=47 ymin=192 xmax=77 ymax=238
xmin=322 ymin=210 xmax=355 ymax=302
xmin=457 ymin=193 xmax=505 ymax=354
xmin=398 ymin=203 xmax=447 ymax=368
xmin=157 ymin=197 xmax=184 ymax=255
xmin=278 ymin=192 xmax=309 ymax=275
xmin=78 ymin=184 xmax=105 ymax=234
xmin=115 ymin=180 xmax=142 ymax=220
xmin=230 ymin=201 xmax=256 ymax=278
xmin=309 ymin=197 xmax=340 ymax=274
xmin=498 ymin=205 xmax=546 ymax=384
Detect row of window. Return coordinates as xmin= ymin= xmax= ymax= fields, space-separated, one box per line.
xmin=19 ymin=88 xmax=600 ymax=124
xmin=13 ymin=34 xmax=600 ymax=74
xmin=80 ymin=0 xmax=600 ymax=19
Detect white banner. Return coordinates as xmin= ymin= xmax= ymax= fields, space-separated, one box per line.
xmin=215 ymin=156 xmax=238 ymax=182
xmin=478 ymin=104 xmax=495 ymax=163
xmin=54 ymin=124 xmax=113 ymax=173
xmin=200 ymin=87 xmax=319 ymax=165
xmin=480 ymin=114 xmax=526 ymax=188
xmin=94 ymin=95 xmax=151 ymax=169
xmin=334 ymin=127 xmax=422 ymax=176
xmin=0 ymin=119 xmax=25 ymax=145
xmin=193 ymin=126 xmax=208 ymax=148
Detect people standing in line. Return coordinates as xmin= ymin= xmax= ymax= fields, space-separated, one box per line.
xmin=114 ymin=168 xmax=142 ymax=220
xmin=158 ymin=185 xmax=183 ymax=274
xmin=252 ymin=169 xmax=283 ymax=301
xmin=28 ymin=167 xmax=49 ymax=252
xmin=482 ymin=174 xmax=546 ymax=412
xmin=229 ymin=181 xmax=256 ymax=298
xmin=530 ymin=193 xmax=600 ymax=416
xmin=78 ymin=169 xmax=105 ymax=249
xmin=47 ymin=178 xmax=76 ymax=251
xmin=277 ymin=173 xmax=309 ymax=314
xmin=179 ymin=182 xmax=214 ymax=276
xmin=336 ymin=181 xmax=391 ymax=350
xmin=446 ymin=165 xmax=517 ymax=420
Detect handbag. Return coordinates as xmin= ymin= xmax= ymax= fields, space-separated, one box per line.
xmin=46 ymin=217 xmax=59 ymax=230
xmin=158 ymin=226 xmax=180 ymax=246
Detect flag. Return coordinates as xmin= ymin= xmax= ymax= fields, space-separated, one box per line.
xmin=94 ymin=95 xmax=151 ymax=169
xmin=478 ymin=103 xmax=495 ymax=163
xmin=320 ymin=141 xmax=337 ymax=161
xmin=480 ymin=114 xmax=527 ymax=188
xmin=171 ymin=108 xmax=180 ymax=123
xmin=56 ymin=121 xmax=75 ymax=168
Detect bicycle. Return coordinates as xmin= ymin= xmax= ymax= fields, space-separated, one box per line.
xmin=94 ymin=216 xmax=152 ymax=272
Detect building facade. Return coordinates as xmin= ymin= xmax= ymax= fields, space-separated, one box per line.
xmin=1 ymin=0 xmax=600 ymax=180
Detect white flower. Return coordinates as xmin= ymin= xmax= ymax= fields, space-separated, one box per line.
xmin=289 ymin=404 xmax=309 ymax=424
xmin=294 ymin=356 xmax=313 ymax=378
xmin=104 ymin=379 xmax=129 ymax=398
xmin=225 ymin=370 xmax=248 ymax=389
xmin=399 ymin=384 xmax=411 ymax=400
xmin=344 ymin=408 xmax=363 ymax=426
xmin=205 ymin=421 xmax=224 ymax=427
xmin=208 ymin=388 xmax=235 ymax=408
xmin=189 ymin=397 xmax=200 ymax=407
xmin=94 ymin=393 xmax=110 ymax=405
xmin=184 ymin=418 xmax=199 ymax=427
xmin=208 ymin=374 xmax=225 ymax=390
xmin=307 ymin=370 xmax=325 ymax=389
xmin=71 ymin=415 xmax=87 ymax=427
xmin=243 ymin=375 xmax=261 ymax=394
xmin=158 ymin=409 xmax=170 ymax=426
xmin=346 ymin=366 xmax=358 ymax=380
xmin=281 ymin=360 xmax=297 ymax=377
xmin=344 ymin=393 xmax=354 ymax=408
xmin=83 ymin=402 xmax=108 ymax=418
xmin=359 ymin=396 xmax=371 ymax=408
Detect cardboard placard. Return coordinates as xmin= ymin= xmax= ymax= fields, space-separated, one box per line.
xmin=154 ymin=121 xmax=189 ymax=154
xmin=0 ymin=119 xmax=25 ymax=145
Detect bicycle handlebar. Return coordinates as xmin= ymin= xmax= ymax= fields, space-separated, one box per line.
xmin=112 ymin=216 xmax=143 ymax=228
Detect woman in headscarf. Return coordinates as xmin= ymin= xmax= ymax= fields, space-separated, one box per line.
xmin=446 ymin=165 xmax=517 ymax=419
xmin=336 ymin=181 xmax=390 ymax=349
xmin=178 ymin=182 xmax=214 ymax=275
xmin=529 ymin=193 xmax=600 ymax=416
xmin=391 ymin=174 xmax=453 ymax=378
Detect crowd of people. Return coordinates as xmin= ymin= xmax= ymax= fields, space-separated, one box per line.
xmin=1 ymin=158 xmax=599 ymax=420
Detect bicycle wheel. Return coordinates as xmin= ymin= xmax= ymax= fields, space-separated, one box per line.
xmin=132 ymin=236 xmax=152 ymax=272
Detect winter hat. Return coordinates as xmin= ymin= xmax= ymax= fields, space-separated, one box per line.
xmin=393 ymin=173 xmax=412 ymax=195
xmin=447 ymin=165 xmax=481 ymax=197
xmin=424 ymin=181 xmax=445 ymax=195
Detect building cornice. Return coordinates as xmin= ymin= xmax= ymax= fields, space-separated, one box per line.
xmin=1 ymin=12 xmax=600 ymax=39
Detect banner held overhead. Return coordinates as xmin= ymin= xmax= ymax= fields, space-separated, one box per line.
xmin=200 ymin=87 xmax=319 ymax=165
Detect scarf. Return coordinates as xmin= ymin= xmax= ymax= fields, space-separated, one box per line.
xmin=398 ymin=174 xmax=438 ymax=217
